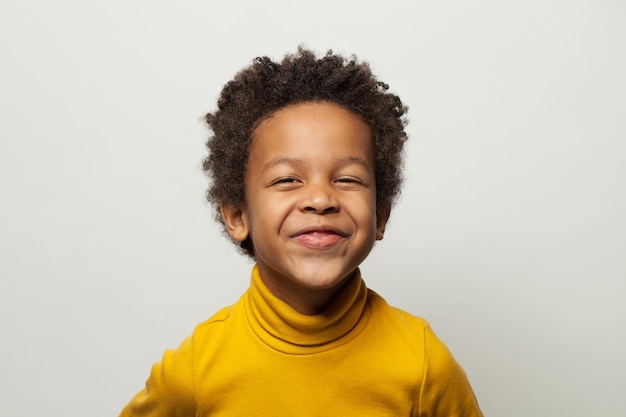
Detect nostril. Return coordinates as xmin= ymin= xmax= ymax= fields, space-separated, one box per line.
xmin=303 ymin=204 xmax=338 ymax=213
xmin=300 ymin=188 xmax=339 ymax=213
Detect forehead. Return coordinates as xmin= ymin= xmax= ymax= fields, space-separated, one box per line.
xmin=256 ymin=101 xmax=370 ymax=130
xmin=250 ymin=101 xmax=373 ymax=161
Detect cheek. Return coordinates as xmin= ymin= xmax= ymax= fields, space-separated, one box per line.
xmin=245 ymin=198 xmax=286 ymax=237
xmin=346 ymin=194 xmax=378 ymax=227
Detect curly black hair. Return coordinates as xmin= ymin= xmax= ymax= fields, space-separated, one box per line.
xmin=203 ymin=47 xmax=408 ymax=257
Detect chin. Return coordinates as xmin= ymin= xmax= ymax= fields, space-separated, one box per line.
xmin=294 ymin=269 xmax=356 ymax=290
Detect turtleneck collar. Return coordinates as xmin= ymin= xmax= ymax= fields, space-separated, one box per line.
xmin=243 ymin=265 xmax=370 ymax=354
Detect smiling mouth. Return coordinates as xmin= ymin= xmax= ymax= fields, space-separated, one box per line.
xmin=293 ymin=231 xmax=344 ymax=248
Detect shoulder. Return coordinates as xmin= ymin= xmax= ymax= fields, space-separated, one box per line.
xmin=365 ymin=289 xmax=464 ymax=382
xmin=366 ymin=288 xmax=430 ymax=332
xmin=364 ymin=289 xmax=436 ymax=363
xmin=195 ymin=305 xmax=235 ymax=329
xmin=366 ymin=289 xmax=457 ymax=365
xmin=158 ymin=304 xmax=238 ymax=393
xmin=366 ymin=290 xmax=483 ymax=416
xmin=154 ymin=305 xmax=239 ymax=393
xmin=185 ymin=303 xmax=239 ymax=353
xmin=119 ymin=304 xmax=240 ymax=416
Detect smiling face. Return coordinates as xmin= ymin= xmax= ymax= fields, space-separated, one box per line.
xmin=221 ymin=101 xmax=388 ymax=314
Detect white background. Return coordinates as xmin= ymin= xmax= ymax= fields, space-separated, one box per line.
xmin=1 ymin=1 xmax=624 ymax=416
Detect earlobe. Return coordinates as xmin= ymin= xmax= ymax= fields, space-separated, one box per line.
xmin=375 ymin=207 xmax=391 ymax=241
xmin=220 ymin=202 xmax=250 ymax=242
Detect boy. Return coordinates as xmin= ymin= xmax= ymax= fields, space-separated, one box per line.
xmin=120 ymin=48 xmax=483 ymax=416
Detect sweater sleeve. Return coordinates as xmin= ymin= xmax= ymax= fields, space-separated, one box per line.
xmin=119 ymin=336 xmax=196 ymax=417
xmin=418 ymin=323 xmax=483 ymax=417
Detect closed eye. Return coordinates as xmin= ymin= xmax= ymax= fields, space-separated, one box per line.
xmin=337 ymin=176 xmax=361 ymax=183
xmin=335 ymin=177 xmax=366 ymax=186
xmin=270 ymin=177 xmax=301 ymax=187
xmin=274 ymin=177 xmax=297 ymax=183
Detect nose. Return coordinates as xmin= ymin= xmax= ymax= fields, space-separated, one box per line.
xmin=300 ymin=181 xmax=339 ymax=214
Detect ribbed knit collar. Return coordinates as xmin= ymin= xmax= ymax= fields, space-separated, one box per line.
xmin=243 ymin=265 xmax=370 ymax=354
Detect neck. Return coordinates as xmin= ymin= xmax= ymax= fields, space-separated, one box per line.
xmin=259 ymin=270 xmax=356 ymax=315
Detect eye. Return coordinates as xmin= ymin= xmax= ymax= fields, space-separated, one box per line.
xmin=335 ymin=176 xmax=366 ymax=186
xmin=272 ymin=177 xmax=297 ymax=184
xmin=269 ymin=176 xmax=302 ymax=188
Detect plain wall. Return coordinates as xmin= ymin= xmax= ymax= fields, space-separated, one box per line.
xmin=1 ymin=1 xmax=624 ymax=416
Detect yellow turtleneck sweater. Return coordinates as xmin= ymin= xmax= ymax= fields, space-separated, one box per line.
xmin=120 ymin=267 xmax=483 ymax=416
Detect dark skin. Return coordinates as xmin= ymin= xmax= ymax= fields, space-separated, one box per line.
xmin=204 ymin=48 xmax=407 ymax=259
xmin=221 ymin=101 xmax=389 ymax=314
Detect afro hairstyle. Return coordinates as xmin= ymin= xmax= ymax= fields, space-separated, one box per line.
xmin=203 ymin=47 xmax=408 ymax=257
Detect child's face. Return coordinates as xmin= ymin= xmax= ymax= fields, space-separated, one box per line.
xmin=222 ymin=101 xmax=388 ymax=314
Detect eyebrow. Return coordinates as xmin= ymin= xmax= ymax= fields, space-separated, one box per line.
xmin=262 ymin=156 xmax=371 ymax=171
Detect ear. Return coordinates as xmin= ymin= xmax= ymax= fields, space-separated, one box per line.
xmin=375 ymin=207 xmax=391 ymax=241
xmin=220 ymin=202 xmax=250 ymax=242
